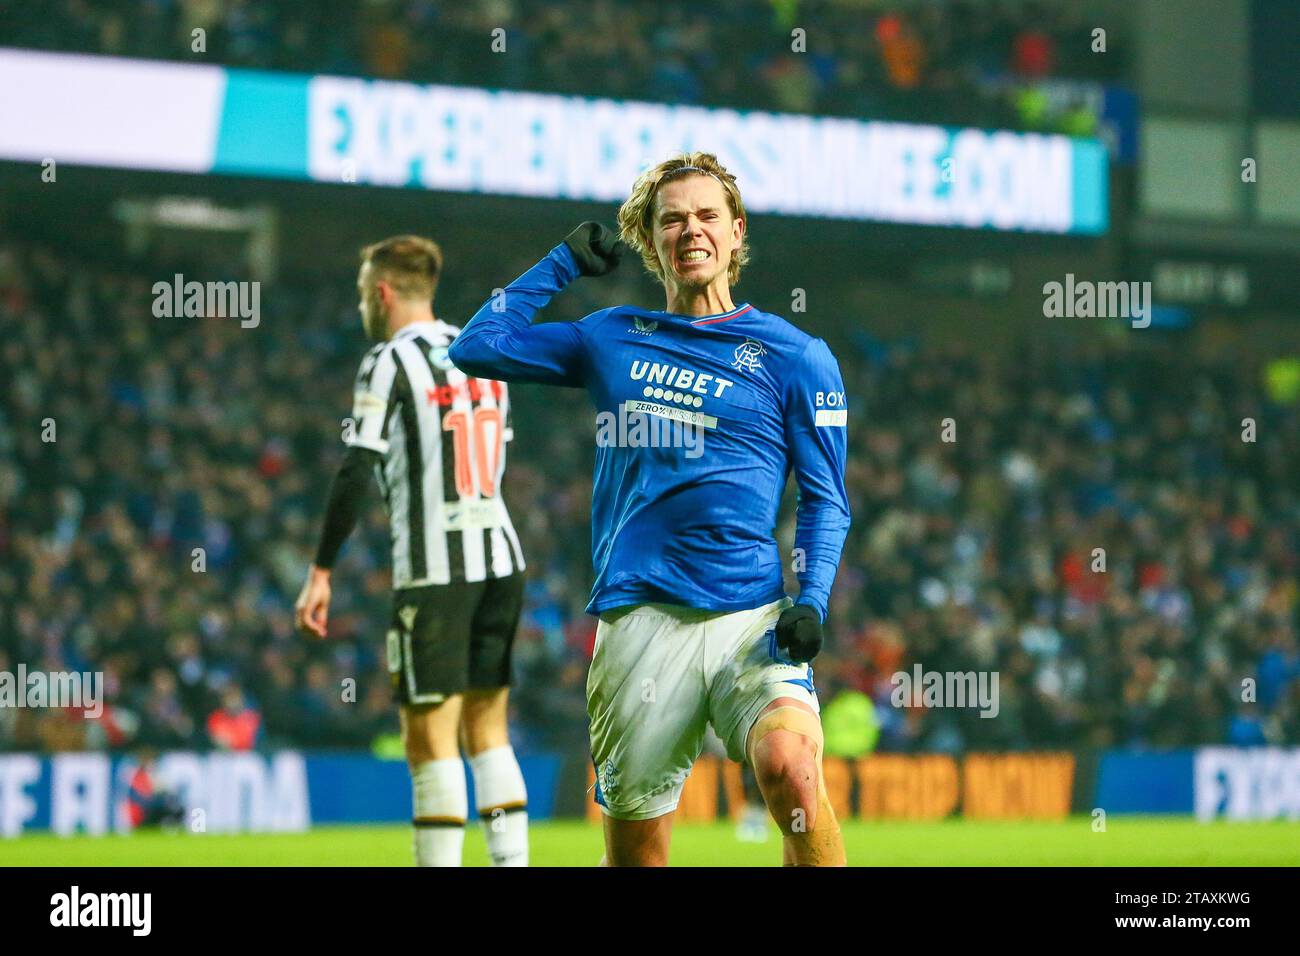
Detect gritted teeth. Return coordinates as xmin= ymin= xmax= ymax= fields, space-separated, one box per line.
xmin=681 ymin=250 xmax=709 ymax=261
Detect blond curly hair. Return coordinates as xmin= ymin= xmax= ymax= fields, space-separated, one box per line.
xmin=616 ymin=152 xmax=749 ymax=285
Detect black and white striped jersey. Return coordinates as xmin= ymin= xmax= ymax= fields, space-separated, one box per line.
xmin=348 ymin=319 xmax=525 ymax=588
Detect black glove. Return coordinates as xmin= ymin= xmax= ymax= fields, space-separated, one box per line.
xmin=563 ymin=222 xmax=625 ymax=277
xmin=775 ymin=604 xmax=823 ymax=664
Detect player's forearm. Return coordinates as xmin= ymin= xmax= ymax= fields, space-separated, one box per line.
xmin=783 ymin=338 xmax=851 ymax=621
xmin=313 ymin=445 xmax=379 ymax=569
xmin=448 ymin=244 xmax=581 ymax=379
xmin=792 ymin=500 xmax=851 ymax=621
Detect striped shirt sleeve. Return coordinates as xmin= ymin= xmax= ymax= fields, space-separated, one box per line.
xmin=348 ymin=344 xmax=400 ymax=454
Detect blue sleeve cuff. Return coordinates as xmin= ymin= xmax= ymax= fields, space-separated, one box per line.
xmin=551 ymin=242 xmax=582 ymax=283
xmin=795 ymin=595 xmax=827 ymax=623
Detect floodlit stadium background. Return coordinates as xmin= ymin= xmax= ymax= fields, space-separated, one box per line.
xmin=1 ymin=0 xmax=1298 ymax=863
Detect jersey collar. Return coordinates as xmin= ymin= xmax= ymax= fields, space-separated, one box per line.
xmin=393 ymin=319 xmax=452 ymax=339
xmin=648 ymin=302 xmax=753 ymax=327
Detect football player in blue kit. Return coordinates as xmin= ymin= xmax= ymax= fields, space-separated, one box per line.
xmin=450 ymin=152 xmax=851 ymax=866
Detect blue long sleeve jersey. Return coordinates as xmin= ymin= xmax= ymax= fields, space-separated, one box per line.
xmin=449 ymin=243 xmax=851 ymax=621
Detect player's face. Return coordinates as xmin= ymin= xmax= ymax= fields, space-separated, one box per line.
xmin=651 ymin=176 xmax=743 ymax=291
xmin=356 ymin=262 xmax=387 ymax=341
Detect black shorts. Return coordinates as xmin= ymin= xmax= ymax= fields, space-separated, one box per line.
xmin=386 ymin=572 xmax=525 ymax=706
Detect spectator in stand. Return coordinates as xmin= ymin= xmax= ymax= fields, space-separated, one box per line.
xmin=876 ymin=13 xmax=926 ymax=90
xmin=135 ymin=668 xmax=198 ymax=749
xmin=0 ymin=0 xmax=1130 ymax=132
xmin=206 ymin=684 xmax=262 ymax=751
xmin=1010 ymin=3 xmax=1056 ymax=78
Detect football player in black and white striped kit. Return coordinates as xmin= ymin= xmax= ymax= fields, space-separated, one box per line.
xmin=295 ymin=236 xmax=528 ymax=867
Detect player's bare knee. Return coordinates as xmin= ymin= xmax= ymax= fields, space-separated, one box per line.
xmin=753 ymin=727 xmax=817 ymax=784
xmin=460 ymin=690 xmax=509 ymax=755
xmin=402 ymin=702 xmax=460 ymax=766
xmin=404 ymin=733 xmax=435 ymax=768
xmin=461 ymin=716 xmax=508 ymax=755
xmin=753 ymin=730 xmax=818 ymax=828
xmin=403 ymin=724 xmax=438 ymax=767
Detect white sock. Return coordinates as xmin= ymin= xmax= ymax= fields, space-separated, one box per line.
xmin=410 ymin=758 xmax=467 ymax=867
xmin=468 ymin=745 xmax=529 ymax=867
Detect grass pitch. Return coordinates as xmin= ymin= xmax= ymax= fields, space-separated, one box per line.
xmin=4 ymin=817 xmax=1298 ymax=866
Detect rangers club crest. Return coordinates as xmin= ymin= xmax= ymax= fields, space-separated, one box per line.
xmin=598 ymin=758 xmax=620 ymax=797
xmin=732 ymin=338 xmax=766 ymax=372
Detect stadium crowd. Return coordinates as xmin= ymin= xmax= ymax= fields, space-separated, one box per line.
xmin=2 ymin=0 xmax=1120 ymax=130
xmin=1 ymin=232 xmax=1297 ymax=758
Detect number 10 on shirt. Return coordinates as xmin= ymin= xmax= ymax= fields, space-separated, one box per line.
xmin=442 ymin=406 xmax=504 ymax=497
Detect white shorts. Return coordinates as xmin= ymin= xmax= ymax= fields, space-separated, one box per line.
xmin=587 ymin=597 xmax=820 ymax=821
